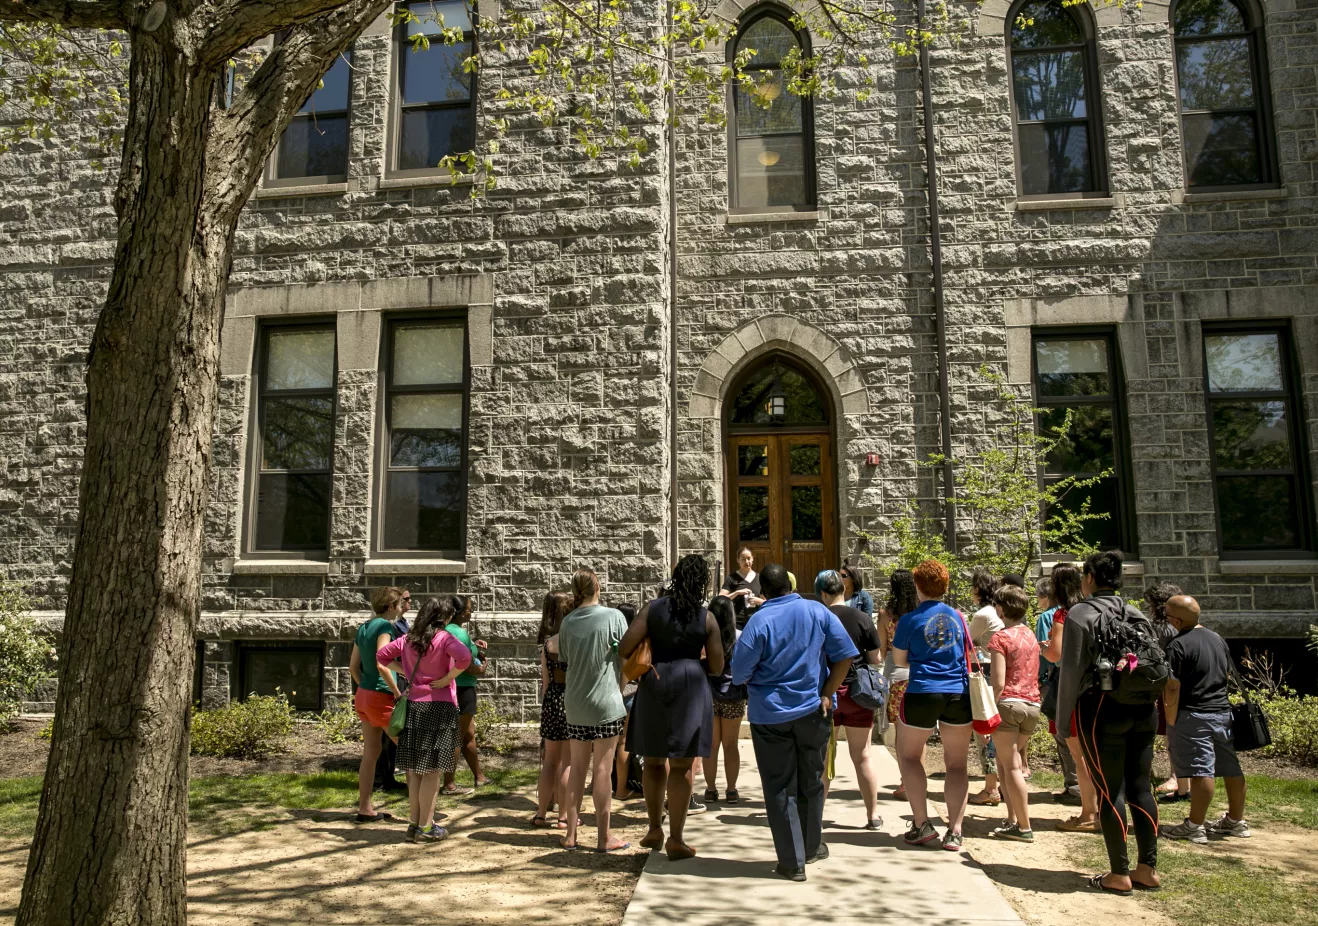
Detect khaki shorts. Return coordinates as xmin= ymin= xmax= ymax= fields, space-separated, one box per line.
xmin=996 ymin=700 xmax=1041 ymax=735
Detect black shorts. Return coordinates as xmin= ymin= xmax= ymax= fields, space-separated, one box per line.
xmin=457 ymin=685 xmax=478 ymax=717
xmin=899 ymin=691 xmax=972 ymax=730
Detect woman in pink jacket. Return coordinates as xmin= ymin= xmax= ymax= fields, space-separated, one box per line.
xmin=377 ymin=596 xmax=473 ymax=843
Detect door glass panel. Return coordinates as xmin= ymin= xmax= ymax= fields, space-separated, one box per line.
xmin=738 ymin=486 xmax=770 ymax=541
xmin=790 ymin=486 xmax=822 ymax=541
xmin=1216 ymin=475 xmax=1299 ymax=549
xmin=1212 ymin=401 xmax=1291 ymax=470
xmin=393 ymin=325 xmax=465 ymax=385
xmin=266 ymin=329 xmax=336 ymax=391
xmin=738 ymin=444 xmax=770 ymax=476
xmin=790 ymin=444 xmax=821 ymax=475
xmin=1205 ymin=332 xmax=1282 ymax=392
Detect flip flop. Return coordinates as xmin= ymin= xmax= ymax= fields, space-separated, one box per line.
xmin=969 ymin=793 xmax=1002 ymax=806
xmin=1088 ymin=874 xmax=1132 ymax=896
xmin=441 ymin=785 xmax=474 ymax=795
xmin=559 ymin=839 xmax=581 ymax=850
xmin=531 ymin=815 xmax=552 ymax=827
xmin=1131 ymin=881 xmax=1162 ymax=892
xmin=598 ymin=842 xmax=632 ymax=854
xmin=354 ymin=811 xmax=397 ymax=823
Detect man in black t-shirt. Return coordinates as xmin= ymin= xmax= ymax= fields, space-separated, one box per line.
xmin=1161 ymin=596 xmax=1249 ymax=844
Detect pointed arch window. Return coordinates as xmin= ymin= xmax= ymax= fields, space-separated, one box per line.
xmin=1173 ymin=0 xmax=1276 ymax=190
xmin=729 ymin=9 xmax=815 ymax=212
xmin=1007 ymin=0 xmax=1106 ymax=197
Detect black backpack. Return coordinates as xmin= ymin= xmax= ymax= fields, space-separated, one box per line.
xmin=1089 ymin=596 xmax=1170 ymax=705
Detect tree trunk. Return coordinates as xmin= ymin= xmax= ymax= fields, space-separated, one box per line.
xmin=17 ymin=29 xmax=233 ymax=926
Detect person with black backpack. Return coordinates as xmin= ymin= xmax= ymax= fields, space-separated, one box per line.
xmin=1055 ymin=551 xmax=1164 ymax=896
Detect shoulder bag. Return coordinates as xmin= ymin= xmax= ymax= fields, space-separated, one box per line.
xmin=847 ymin=661 xmax=889 ymax=712
xmin=386 ymin=643 xmax=418 ymax=740
xmin=1227 ymin=661 xmax=1272 ymax=752
xmin=622 ymin=637 xmax=657 ymax=683
xmin=960 ymin=614 xmax=1001 ymax=735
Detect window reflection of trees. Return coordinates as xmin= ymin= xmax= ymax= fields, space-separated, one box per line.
xmin=729 ymin=363 xmax=827 ymax=426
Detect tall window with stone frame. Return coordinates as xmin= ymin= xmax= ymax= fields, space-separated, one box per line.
xmin=728 ymin=8 xmax=815 ymax=212
xmin=1202 ymin=324 xmax=1313 ymax=554
xmin=271 ymin=47 xmax=353 ymax=183
xmin=1007 ymin=0 xmax=1106 ymax=198
xmin=251 ymin=323 xmax=337 ymax=553
xmin=1173 ymin=0 xmax=1277 ymax=190
xmin=391 ymin=0 xmax=477 ymax=176
xmin=1032 ymin=331 xmax=1136 ymax=553
xmin=381 ymin=317 xmax=469 ymax=554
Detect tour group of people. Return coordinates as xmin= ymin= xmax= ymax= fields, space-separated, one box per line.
xmin=348 ymin=547 xmax=1252 ymax=889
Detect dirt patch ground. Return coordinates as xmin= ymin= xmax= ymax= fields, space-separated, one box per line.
xmin=0 ymin=785 xmax=648 ymax=925
xmin=0 ymin=719 xmax=646 ymax=925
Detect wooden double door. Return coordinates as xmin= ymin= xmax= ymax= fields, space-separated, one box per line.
xmin=726 ymin=433 xmax=837 ymax=583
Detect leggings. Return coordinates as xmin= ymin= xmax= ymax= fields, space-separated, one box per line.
xmin=1076 ymin=697 xmax=1159 ymax=875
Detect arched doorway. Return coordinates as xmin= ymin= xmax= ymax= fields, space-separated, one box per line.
xmin=724 ymin=353 xmax=838 ymax=583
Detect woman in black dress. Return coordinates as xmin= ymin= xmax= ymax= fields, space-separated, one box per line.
xmin=721 ymin=547 xmax=763 ymax=628
xmin=621 ymin=554 xmax=724 ymax=861
xmin=532 ymin=590 xmax=573 ymax=828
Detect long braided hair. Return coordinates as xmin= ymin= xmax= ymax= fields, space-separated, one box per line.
xmin=669 ymin=554 xmax=710 ymax=625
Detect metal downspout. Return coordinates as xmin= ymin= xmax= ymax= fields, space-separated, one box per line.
xmin=667 ymin=0 xmax=681 ymax=570
xmin=918 ymin=0 xmax=957 ymax=554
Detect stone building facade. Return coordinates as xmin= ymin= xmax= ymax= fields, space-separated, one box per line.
xmin=2 ymin=0 xmax=1317 ymax=716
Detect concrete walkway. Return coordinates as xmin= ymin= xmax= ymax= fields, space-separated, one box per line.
xmin=620 ymin=733 xmax=1023 ymax=926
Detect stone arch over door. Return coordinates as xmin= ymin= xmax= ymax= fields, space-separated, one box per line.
xmin=682 ymin=315 xmax=870 ymax=569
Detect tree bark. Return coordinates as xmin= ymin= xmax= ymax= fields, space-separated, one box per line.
xmin=16 ymin=22 xmax=227 ymax=926
xmin=13 ymin=1 xmax=390 ymax=921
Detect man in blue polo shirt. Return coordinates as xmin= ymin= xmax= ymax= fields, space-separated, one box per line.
xmin=732 ymin=563 xmax=858 ymax=881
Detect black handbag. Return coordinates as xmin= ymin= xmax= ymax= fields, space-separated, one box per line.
xmin=1228 ymin=664 xmax=1272 ymax=752
xmin=847 ymin=663 xmax=889 ymax=712
xmin=1040 ymin=665 xmax=1059 ymax=720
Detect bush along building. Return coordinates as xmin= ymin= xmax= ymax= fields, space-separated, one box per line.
xmin=3 ymin=0 xmax=1318 ymax=717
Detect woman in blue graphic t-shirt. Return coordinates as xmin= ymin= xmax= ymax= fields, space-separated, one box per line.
xmin=890 ymin=560 xmax=973 ymax=851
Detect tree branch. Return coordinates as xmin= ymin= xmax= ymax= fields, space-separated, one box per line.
xmin=203 ymin=0 xmax=390 ymax=218
xmin=0 ymin=0 xmax=127 ymax=29
xmin=194 ymin=0 xmax=372 ymax=69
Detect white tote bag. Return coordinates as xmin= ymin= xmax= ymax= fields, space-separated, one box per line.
xmin=961 ymin=615 xmax=1001 ymax=734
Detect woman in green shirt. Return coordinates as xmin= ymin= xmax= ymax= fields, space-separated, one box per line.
xmin=442 ymin=595 xmax=491 ymax=794
xmin=350 ymin=586 xmax=407 ymax=822
xmin=557 ymin=567 xmax=630 ymax=853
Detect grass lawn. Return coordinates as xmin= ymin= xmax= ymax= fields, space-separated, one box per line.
xmin=1037 ymin=769 xmax=1318 ymax=926
xmin=0 ymin=765 xmax=540 ymax=840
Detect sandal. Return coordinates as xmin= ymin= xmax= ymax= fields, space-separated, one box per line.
xmin=969 ymin=791 xmax=1002 ymax=806
xmin=531 ymin=815 xmax=552 ymax=828
xmin=441 ymin=784 xmax=473 ymax=796
xmin=1058 ymin=816 xmax=1100 ymax=833
xmin=1088 ymin=874 xmax=1132 ymax=896
xmin=354 ymin=811 xmax=397 ymax=823
xmin=598 ymin=841 xmax=632 ymax=854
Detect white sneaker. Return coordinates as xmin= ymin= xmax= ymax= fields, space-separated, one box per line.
xmin=1161 ymin=818 xmax=1208 ymax=845
xmin=1207 ymin=814 xmax=1251 ymax=838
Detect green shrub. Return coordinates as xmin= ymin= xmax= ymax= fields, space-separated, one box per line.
xmin=190 ymin=694 xmax=294 ymax=759
xmin=1256 ymin=691 xmax=1318 ymax=766
xmin=316 ymin=703 xmax=360 ymax=745
xmin=474 ymin=698 xmax=514 ymax=755
xmin=0 ymin=582 xmax=54 ymax=727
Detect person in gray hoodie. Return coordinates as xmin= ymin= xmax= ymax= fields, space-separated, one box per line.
xmin=1055 ymin=550 xmax=1160 ymax=896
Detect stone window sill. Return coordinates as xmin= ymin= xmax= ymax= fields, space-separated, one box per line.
xmin=364 ymin=558 xmax=467 ymax=575
xmin=1218 ymin=559 xmax=1318 ymax=575
xmin=254 ymin=181 xmax=350 ymax=199
xmin=232 ymin=559 xmax=330 ymax=575
xmin=723 ymin=208 xmax=825 ymax=225
xmin=1012 ymin=196 xmax=1118 ymax=211
xmin=1037 ymin=559 xmax=1144 ymax=577
xmin=1179 ymin=187 xmax=1287 ymax=205
xmin=378 ymin=173 xmax=475 ymax=191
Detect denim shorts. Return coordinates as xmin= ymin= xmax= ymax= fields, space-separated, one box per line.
xmin=1169 ymin=709 xmax=1243 ymax=779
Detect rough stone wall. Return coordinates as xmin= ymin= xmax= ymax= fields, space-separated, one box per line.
xmin=674 ymin=0 xmax=1318 ymax=639
xmin=3 ymin=0 xmax=1318 ymax=718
